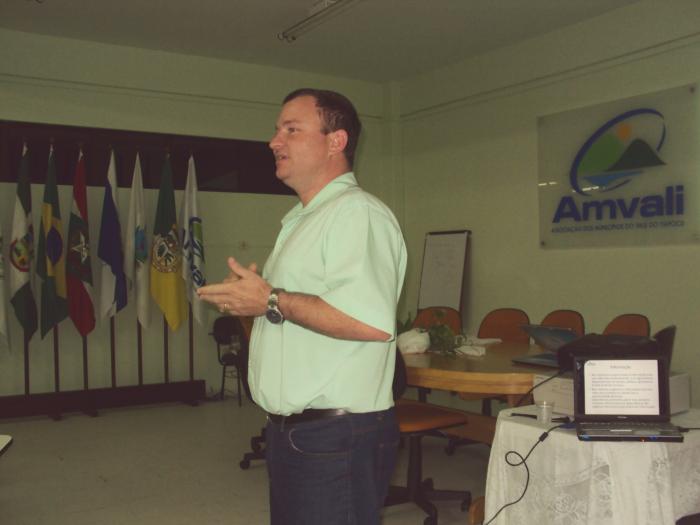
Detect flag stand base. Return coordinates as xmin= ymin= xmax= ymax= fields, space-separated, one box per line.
xmin=0 ymin=380 xmax=205 ymax=420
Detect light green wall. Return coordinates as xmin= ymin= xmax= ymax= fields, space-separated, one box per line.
xmin=399 ymin=0 xmax=700 ymax=406
xmin=3 ymin=0 xmax=700 ymax=408
xmin=0 ymin=28 xmax=394 ymax=396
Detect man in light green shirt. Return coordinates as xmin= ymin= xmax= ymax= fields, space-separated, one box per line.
xmin=198 ymin=88 xmax=406 ymax=525
xmin=248 ymin=169 xmax=405 ymax=415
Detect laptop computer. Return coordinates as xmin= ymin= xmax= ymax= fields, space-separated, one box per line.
xmin=573 ymin=353 xmax=683 ymax=442
xmin=511 ymin=324 xmax=579 ymax=368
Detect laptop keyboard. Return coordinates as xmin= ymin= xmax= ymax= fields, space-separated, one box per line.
xmin=579 ymin=421 xmax=680 ymax=434
xmin=582 ymin=422 xmax=660 ymax=428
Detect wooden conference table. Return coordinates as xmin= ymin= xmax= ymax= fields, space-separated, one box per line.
xmin=403 ymin=342 xmax=547 ymax=525
xmin=404 ymin=342 xmax=542 ymax=405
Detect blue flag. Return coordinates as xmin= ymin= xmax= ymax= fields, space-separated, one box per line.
xmin=98 ymin=150 xmax=127 ymax=319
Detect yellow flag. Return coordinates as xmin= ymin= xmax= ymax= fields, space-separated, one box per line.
xmin=150 ymin=157 xmax=187 ymax=331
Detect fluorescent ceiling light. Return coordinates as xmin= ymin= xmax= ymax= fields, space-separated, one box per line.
xmin=278 ymin=0 xmax=361 ymax=43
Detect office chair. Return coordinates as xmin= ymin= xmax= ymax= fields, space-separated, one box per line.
xmin=653 ymin=325 xmax=676 ymax=362
xmin=437 ymin=306 xmax=527 ymax=466
xmin=236 ymin=316 xmax=267 ymax=470
xmin=540 ymin=309 xmax=585 ymax=336
xmin=478 ymin=307 xmax=530 ymax=343
xmin=385 ymin=351 xmax=471 ymax=525
xmin=210 ymin=316 xmax=251 ymax=405
xmin=413 ymin=306 xmax=462 ymax=334
xmin=412 ymin=306 xmax=462 ymax=402
xmin=239 ymin=430 xmax=266 ymax=470
xmin=472 ymin=308 xmax=530 ymax=415
xmin=413 ymin=308 xmax=477 ymax=461
xmin=603 ymin=313 xmax=650 ymax=337
xmin=677 ymin=513 xmax=700 ymax=525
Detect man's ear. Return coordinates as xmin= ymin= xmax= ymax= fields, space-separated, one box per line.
xmin=328 ymin=129 xmax=348 ymax=155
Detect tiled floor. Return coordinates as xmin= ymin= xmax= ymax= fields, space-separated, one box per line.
xmin=0 ymin=396 xmax=490 ymax=525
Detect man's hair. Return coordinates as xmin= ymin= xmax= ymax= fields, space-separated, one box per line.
xmin=283 ymin=88 xmax=361 ymax=168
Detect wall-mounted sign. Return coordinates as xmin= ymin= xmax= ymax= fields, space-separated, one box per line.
xmin=538 ymin=85 xmax=698 ymax=248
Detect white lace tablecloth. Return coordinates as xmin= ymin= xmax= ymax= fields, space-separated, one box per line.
xmin=484 ymin=407 xmax=700 ymax=525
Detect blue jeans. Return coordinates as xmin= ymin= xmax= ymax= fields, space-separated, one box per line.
xmin=265 ymin=407 xmax=399 ymax=525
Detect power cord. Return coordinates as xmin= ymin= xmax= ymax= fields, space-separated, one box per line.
xmin=483 ymin=422 xmax=570 ymax=525
xmin=513 ymin=368 xmax=567 ymax=408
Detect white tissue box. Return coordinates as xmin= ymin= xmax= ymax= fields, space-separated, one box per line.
xmin=532 ymin=371 xmax=691 ymax=416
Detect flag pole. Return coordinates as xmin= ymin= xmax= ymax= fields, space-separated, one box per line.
xmin=110 ymin=317 xmax=116 ymax=388
xmin=137 ymin=320 xmax=143 ymax=385
xmin=53 ymin=326 xmax=60 ymax=392
xmin=188 ymin=304 xmax=194 ymax=381
xmin=52 ymin=325 xmax=62 ymax=421
xmin=82 ymin=335 xmax=89 ymax=390
xmin=163 ymin=315 xmax=169 ymax=383
xmin=82 ymin=334 xmax=98 ymax=417
xmin=23 ymin=329 xmax=30 ymax=395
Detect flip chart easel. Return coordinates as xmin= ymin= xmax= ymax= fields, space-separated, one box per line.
xmin=417 ymin=230 xmax=471 ymax=313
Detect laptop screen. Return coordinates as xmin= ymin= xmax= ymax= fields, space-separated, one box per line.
xmin=573 ymin=355 xmax=670 ymax=422
xmin=520 ymin=324 xmax=578 ymax=351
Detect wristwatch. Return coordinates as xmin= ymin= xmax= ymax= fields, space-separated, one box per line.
xmin=266 ymin=288 xmax=285 ymax=324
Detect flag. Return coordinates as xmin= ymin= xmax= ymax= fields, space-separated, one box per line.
xmin=124 ymin=153 xmax=151 ymax=328
xmin=0 ymin=232 xmax=9 ymax=347
xmin=36 ymin=146 xmax=68 ymax=337
xmin=150 ymin=156 xmax=187 ymax=331
xmin=98 ymin=150 xmax=127 ymax=319
xmin=66 ymin=151 xmax=95 ymax=336
xmin=179 ymin=154 xmax=207 ymax=326
xmin=9 ymin=145 xmax=38 ymax=340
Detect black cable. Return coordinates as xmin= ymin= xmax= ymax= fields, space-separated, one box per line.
xmin=483 ymin=423 xmax=567 ymax=525
xmin=513 ymin=368 xmax=567 ymax=408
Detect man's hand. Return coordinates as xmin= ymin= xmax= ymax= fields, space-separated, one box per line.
xmin=223 ymin=259 xmax=257 ymax=283
xmin=197 ymin=257 xmax=269 ymax=316
xmin=198 ymin=258 xmax=390 ymax=342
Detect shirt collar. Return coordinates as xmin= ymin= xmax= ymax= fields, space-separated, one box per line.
xmin=282 ymin=172 xmax=358 ymax=224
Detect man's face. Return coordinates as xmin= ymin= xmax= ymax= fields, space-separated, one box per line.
xmin=269 ymin=95 xmax=332 ymax=190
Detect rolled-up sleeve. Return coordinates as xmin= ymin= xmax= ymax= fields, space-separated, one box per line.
xmin=320 ymin=200 xmax=405 ymax=337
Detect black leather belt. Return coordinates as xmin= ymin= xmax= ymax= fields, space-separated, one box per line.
xmin=267 ymin=408 xmax=350 ymax=426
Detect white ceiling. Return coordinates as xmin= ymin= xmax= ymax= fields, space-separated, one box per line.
xmin=0 ymin=0 xmax=641 ymax=82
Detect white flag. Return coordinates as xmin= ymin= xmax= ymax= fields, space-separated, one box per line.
xmin=0 ymin=232 xmax=10 ymax=347
xmin=9 ymin=144 xmax=38 ymax=340
xmin=124 ymin=153 xmax=151 ymax=328
xmin=179 ymin=155 xmax=207 ymax=325
xmin=98 ymin=150 xmax=127 ymax=320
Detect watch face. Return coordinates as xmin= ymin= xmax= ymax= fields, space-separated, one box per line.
xmin=266 ymin=308 xmax=284 ymax=324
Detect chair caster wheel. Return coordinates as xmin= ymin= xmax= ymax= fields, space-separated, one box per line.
xmin=251 ymin=437 xmax=264 ymax=453
xmin=239 ymin=460 xmax=250 ymax=470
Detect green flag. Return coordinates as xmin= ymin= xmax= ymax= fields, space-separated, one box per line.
xmin=37 ymin=148 xmax=68 ymax=337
